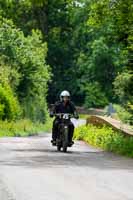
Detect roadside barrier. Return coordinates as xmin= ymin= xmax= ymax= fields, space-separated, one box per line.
xmin=86 ymin=115 xmax=133 ymax=136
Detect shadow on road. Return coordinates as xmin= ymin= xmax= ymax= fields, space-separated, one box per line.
xmin=0 ymin=147 xmax=133 ymax=171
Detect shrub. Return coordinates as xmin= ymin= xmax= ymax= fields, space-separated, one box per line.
xmin=0 ymin=118 xmax=53 ymax=137
xmin=0 ymin=18 xmax=51 ymax=122
xmin=113 ymin=104 xmax=132 ymax=124
xmin=0 ymin=84 xmax=21 ymax=120
xmin=74 ymin=125 xmax=133 ymax=157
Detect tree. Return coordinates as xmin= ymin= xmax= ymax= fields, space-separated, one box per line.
xmin=0 ymin=0 xmax=132 ymax=109
xmin=0 ymin=18 xmax=50 ymax=122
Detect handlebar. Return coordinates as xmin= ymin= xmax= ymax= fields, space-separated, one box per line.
xmin=54 ymin=113 xmax=73 ymax=119
xmin=50 ymin=112 xmax=79 ymax=119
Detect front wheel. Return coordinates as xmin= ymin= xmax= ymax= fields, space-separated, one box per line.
xmin=57 ymin=145 xmax=61 ymax=151
xmin=62 ymin=126 xmax=69 ymax=152
xmin=62 ymin=142 xmax=67 ymax=152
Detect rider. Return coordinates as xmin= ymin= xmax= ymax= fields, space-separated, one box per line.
xmin=50 ymin=90 xmax=79 ymax=146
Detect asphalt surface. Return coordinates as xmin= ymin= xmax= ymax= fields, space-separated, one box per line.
xmin=0 ymin=119 xmax=133 ymax=200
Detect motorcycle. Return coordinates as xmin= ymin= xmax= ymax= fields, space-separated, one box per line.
xmin=54 ymin=113 xmax=74 ymax=152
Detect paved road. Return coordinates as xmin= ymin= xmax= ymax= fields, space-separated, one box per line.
xmin=0 ymin=120 xmax=133 ymax=200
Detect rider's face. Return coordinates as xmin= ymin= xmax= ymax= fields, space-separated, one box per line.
xmin=63 ymin=96 xmax=69 ymax=102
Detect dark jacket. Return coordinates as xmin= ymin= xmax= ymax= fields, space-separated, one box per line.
xmin=50 ymin=101 xmax=79 ymax=118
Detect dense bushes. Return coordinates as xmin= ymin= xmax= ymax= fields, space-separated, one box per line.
xmin=74 ymin=125 xmax=133 ymax=157
xmin=0 ymin=84 xmax=21 ymax=120
xmin=113 ymin=104 xmax=132 ymax=124
xmin=0 ymin=118 xmax=53 ymax=137
xmin=0 ymin=18 xmax=50 ymax=122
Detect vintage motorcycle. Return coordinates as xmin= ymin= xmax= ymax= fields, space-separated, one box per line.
xmin=54 ymin=113 xmax=74 ymax=152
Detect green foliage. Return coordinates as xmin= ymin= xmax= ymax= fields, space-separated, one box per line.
xmin=0 ymin=57 xmax=20 ymax=90
xmin=0 ymin=84 xmax=21 ymax=120
xmin=86 ymin=0 xmax=133 ymax=106
xmin=84 ymin=82 xmax=108 ymax=108
xmin=114 ymin=72 xmax=133 ymax=103
xmin=74 ymin=125 xmax=133 ymax=157
xmin=0 ymin=18 xmax=50 ymax=122
xmin=79 ymin=114 xmax=89 ymax=119
xmin=114 ymin=71 xmax=133 ymax=120
xmin=0 ymin=118 xmax=53 ymax=137
xmin=74 ymin=0 xmax=132 ymax=106
xmin=76 ymin=37 xmax=118 ymax=105
xmin=113 ymin=104 xmax=132 ymax=124
xmin=0 ymin=0 xmax=132 ymax=124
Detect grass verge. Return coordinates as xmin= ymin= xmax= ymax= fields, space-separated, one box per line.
xmin=74 ymin=125 xmax=133 ymax=157
xmin=79 ymin=114 xmax=89 ymax=119
xmin=0 ymin=118 xmax=53 ymax=137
